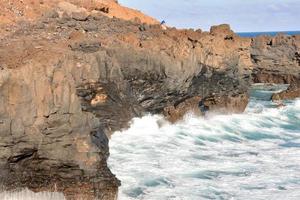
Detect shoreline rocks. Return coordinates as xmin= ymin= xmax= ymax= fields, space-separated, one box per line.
xmin=0 ymin=1 xmax=299 ymax=199
xmin=272 ymin=83 xmax=300 ymax=101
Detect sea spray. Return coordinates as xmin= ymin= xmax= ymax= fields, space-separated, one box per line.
xmin=2 ymin=86 xmax=299 ymax=200
xmin=0 ymin=189 xmax=66 ymax=200
xmin=109 ymin=86 xmax=300 ymax=200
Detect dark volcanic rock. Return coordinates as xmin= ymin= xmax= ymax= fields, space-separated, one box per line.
xmin=202 ymin=93 xmax=249 ymax=114
xmin=0 ymin=21 xmax=257 ymax=198
xmin=163 ymin=96 xmax=202 ymax=122
xmin=1 ymin=1 xmax=300 ymax=198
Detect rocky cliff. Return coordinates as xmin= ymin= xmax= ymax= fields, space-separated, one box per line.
xmin=251 ymin=34 xmax=300 ymax=84
xmin=0 ymin=1 xmax=299 ymax=199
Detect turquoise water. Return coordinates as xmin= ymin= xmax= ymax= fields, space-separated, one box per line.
xmin=237 ymin=31 xmax=300 ymax=37
xmin=109 ymin=85 xmax=300 ymax=200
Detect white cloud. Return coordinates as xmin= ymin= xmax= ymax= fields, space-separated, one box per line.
xmin=119 ymin=0 xmax=300 ymax=32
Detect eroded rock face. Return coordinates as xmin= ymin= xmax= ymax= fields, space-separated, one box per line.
xmin=0 ymin=14 xmax=250 ymax=198
xmin=201 ymin=93 xmax=249 ymax=114
xmin=0 ymin=51 xmax=120 ymax=199
xmin=272 ymin=82 xmax=300 ymax=101
xmin=0 ymin=1 xmax=300 ymax=199
xmin=251 ymin=34 xmax=300 ymax=84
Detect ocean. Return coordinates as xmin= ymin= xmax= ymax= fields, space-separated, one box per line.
xmin=1 ymin=85 xmax=299 ymax=199
xmin=237 ymin=31 xmax=300 ymax=37
xmin=108 ymin=84 xmax=300 ymax=200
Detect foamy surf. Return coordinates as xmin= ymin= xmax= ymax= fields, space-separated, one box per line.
xmin=2 ymin=86 xmax=299 ymax=200
xmin=108 ymin=86 xmax=300 ymax=200
xmin=0 ymin=189 xmax=66 ymax=200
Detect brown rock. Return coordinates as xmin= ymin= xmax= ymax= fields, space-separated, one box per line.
xmin=1 ymin=1 xmax=300 ymax=199
xmin=81 ymin=22 xmax=98 ymax=32
xmin=42 ymin=9 xmax=59 ymax=18
xmin=210 ymin=24 xmax=234 ymax=37
xmin=202 ymin=93 xmax=249 ymax=114
xmin=272 ymin=83 xmax=300 ymax=101
xmin=71 ymin=11 xmax=89 ymax=21
xmin=163 ymin=96 xmax=202 ymax=122
xmin=69 ymin=41 xmax=101 ymax=53
xmin=251 ymin=34 xmax=300 ymax=84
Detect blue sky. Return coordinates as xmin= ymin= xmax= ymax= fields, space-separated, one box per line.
xmin=119 ymin=0 xmax=300 ymax=32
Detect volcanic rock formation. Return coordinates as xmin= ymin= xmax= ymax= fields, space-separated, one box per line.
xmin=0 ymin=1 xmax=299 ymax=199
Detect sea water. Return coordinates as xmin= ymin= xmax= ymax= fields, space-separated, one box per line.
xmin=237 ymin=31 xmax=300 ymax=37
xmin=108 ymin=84 xmax=300 ymax=200
xmin=2 ymin=85 xmax=300 ymax=199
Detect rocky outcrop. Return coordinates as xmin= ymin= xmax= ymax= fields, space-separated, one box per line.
xmin=251 ymin=34 xmax=300 ymax=84
xmin=0 ymin=0 xmax=158 ymax=26
xmin=0 ymin=46 xmax=120 ymax=199
xmin=272 ymin=82 xmax=300 ymax=101
xmin=0 ymin=1 xmax=300 ymax=199
xmin=0 ymin=6 xmax=250 ymax=198
xmin=251 ymin=34 xmax=300 ymax=101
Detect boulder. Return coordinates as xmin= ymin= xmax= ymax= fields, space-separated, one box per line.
xmin=210 ymin=24 xmax=234 ymax=37
xmin=71 ymin=11 xmax=89 ymax=21
xmin=82 ymin=22 xmax=98 ymax=32
xmin=57 ymin=1 xmax=87 ymax=16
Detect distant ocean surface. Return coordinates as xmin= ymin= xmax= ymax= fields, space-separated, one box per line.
xmin=237 ymin=31 xmax=300 ymax=37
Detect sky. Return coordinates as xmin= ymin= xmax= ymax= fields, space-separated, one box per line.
xmin=119 ymin=0 xmax=300 ymax=32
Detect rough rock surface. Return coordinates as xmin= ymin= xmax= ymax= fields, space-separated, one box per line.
xmin=0 ymin=1 xmax=300 ymax=200
xmin=251 ymin=34 xmax=300 ymax=84
xmin=272 ymin=82 xmax=300 ymax=101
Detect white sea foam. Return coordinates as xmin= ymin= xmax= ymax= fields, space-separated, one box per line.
xmin=109 ymin=98 xmax=300 ymax=200
xmin=0 ymin=189 xmax=65 ymax=200
xmin=2 ymin=86 xmax=300 ymax=200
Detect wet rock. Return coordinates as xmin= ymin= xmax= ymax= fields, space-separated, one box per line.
xmin=163 ymin=96 xmax=202 ymax=122
xmin=1 ymin=1 xmax=300 ymax=199
xmin=272 ymin=83 xmax=300 ymax=101
xmin=202 ymin=93 xmax=249 ymax=114
xmin=91 ymin=129 xmax=109 ymax=152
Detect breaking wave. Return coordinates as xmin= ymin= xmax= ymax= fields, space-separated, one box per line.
xmin=0 ymin=189 xmax=65 ymax=200
xmin=2 ymin=85 xmax=299 ymax=200
xmin=109 ymin=85 xmax=300 ymax=200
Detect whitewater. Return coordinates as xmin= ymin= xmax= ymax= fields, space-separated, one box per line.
xmin=1 ymin=85 xmax=300 ymax=200
xmin=108 ymin=85 xmax=300 ymax=200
